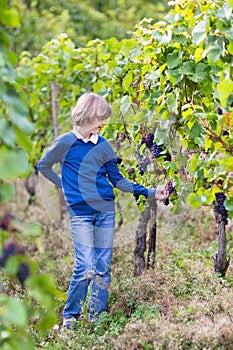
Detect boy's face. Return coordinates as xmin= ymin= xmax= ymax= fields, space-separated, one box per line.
xmin=88 ymin=118 xmax=107 ymax=135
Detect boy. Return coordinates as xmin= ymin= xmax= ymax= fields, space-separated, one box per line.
xmin=37 ymin=92 xmax=169 ymax=329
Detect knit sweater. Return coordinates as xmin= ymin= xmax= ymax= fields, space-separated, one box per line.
xmin=37 ymin=131 xmax=156 ymax=216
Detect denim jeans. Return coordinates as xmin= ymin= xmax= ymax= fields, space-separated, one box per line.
xmin=63 ymin=212 xmax=115 ymax=321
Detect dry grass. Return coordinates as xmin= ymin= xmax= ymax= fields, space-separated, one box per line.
xmin=4 ymin=179 xmax=233 ymax=349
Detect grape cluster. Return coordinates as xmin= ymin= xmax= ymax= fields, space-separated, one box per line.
xmin=214 ymin=192 xmax=228 ymax=225
xmin=0 ymin=240 xmax=30 ymax=285
xmin=166 ymin=181 xmax=176 ymax=196
xmin=152 ymin=143 xmax=163 ymax=158
xmin=163 ymin=182 xmax=176 ymax=206
xmin=142 ymin=133 xmax=154 ymax=148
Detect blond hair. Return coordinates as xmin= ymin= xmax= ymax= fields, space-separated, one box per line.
xmin=71 ymin=92 xmax=112 ymax=126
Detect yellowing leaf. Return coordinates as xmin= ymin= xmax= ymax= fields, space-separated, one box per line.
xmin=205 ymin=135 xmax=212 ymax=151
xmin=217 ymin=79 xmax=233 ymax=107
xmin=219 ymin=157 xmax=233 ymax=171
xmin=182 ymin=108 xmax=193 ymax=118
xmin=227 ymin=42 xmax=233 ymax=55
xmin=194 ymin=48 xmax=204 ymax=62
xmin=187 ymin=193 xmax=202 ymax=209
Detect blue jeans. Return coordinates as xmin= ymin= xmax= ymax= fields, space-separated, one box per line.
xmin=63 ymin=212 xmax=115 ymax=321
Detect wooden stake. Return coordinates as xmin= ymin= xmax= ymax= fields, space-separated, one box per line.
xmin=147 ymin=201 xmax=157 ymax=270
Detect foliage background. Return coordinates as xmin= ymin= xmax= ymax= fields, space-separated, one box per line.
xmin=1 ymin=0 xmax=233 ymax=349
xmin=7 ymin=0 xmax=170 ymax=55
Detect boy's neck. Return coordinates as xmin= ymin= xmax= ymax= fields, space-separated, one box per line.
xmin=76 ymin=126 xmax=92 ymax=139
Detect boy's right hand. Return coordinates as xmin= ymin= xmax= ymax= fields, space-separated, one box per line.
xmin=154 ymin=187 xmax=169 ymax=200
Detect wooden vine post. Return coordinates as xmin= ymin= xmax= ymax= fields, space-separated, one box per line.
xmin=50 ymin=82 xmax=66 ymax=222
xmin=213 ymin=193 xmax=230 ymax=277
xmin=134 ymin=204 xmax=150 ymax=276
xmin=134 ymin=200 xmax=157 ymax=276
xmin=147 ymin=201 xmax=157 ymax=270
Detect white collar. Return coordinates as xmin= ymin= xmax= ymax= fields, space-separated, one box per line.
xmin=72 ymin=126 xmax=98 ymax=144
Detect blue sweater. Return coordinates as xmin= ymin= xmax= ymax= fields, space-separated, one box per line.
xmin=37 ymin=131 xmax=156 ymax=216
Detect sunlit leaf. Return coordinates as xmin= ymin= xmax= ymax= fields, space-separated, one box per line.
xmin=192 ymin=17 xmax=209 ymax=46
xmin=0 ymin=8 xmax=20 ymax=26
xmin=217 ymin=79 xmax=233 ymax=107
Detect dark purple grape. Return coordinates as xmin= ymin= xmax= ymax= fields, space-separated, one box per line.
xmin=214 ymin=192 xmax=228 ymax=225
xmin=152 ymin=143 xmax=163 ymax=158
xmin=0 ymin=241 xmax=20 ymax=267
xmin=215 ymin=192 xmax=226 ymax=205
xmin=0 ymin=240 xmax=30 ymax=285
xmin=17 ymin=263 xmax=30 ymax=285
xmin=165 ymin=181 xmax=176 ymax=196
xmin=119 ymin=133 xmax=126 ymax=142
xmin=142 ymin=133 xmax=154 ymax=148
xmin=128 ymin=168 xmax=135 ymax=174
xmin=217 ymin=107 xmax=223 ymax=115
xmin=117 ymin=157 xmax=123 ymax=164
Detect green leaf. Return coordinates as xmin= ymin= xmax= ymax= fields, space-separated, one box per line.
xmin=93 ymin=80 xmax=106 ymax=93
xmin=152 ymin=29 xmax=172 ymax=44
xmin=187 ymin=193 xmax=202 ymax=209
xmin=122 ymin=71 xmax=133 ymax=92
xmin=104 ymin=37 xmax=120 ymax=53
xmin=0 ymin=119 xmax=16 ymax=147
xmin=171 ymin=198 xmax=183 ymax=214
xmin=0 ymin=295 xmax=28 ymax=327
xmin=5 ymin=255 xmax=20 ymax=275
xmin=120 ymin=95 xmax=131 ymax=114
xmin=0 ymin=181 xmax=15 ymax=203
xmin=225 ymin=199 xmax=233 ymax=211
xmin=167 ymin=52 xmax=182 ymax=69
xmin=180 ymin=61 xmax=195 ymax=75
xmin=0 ymin=148 xmax=29 ymax=180
xmin=217 ymin=79 xmax=233 ymax=107
xmin=14 ymin=127 xmax=32 ymax=152
xmin=134 ymin=111 xmax=146 ymax=123
xmin=26 ymin=275 xmax=59 ymax=309
xmin=227 ymin=41 xmax=233 ymax=55
xmin=228 ymin=0 xmax=233 ymax=7
xmin=207 ymin=45 xmax=221 ymax=63
xmin=0 ymin=7 xmax=20 ymax=27
xmin=120 ymin=38 xmax=138 ymax=58
xmin=192 ymin=17 xmax=209 ymax=46
xmin=219 ymin=157 xmax=233 ymax=171
xmin=10 ymin=104 xmax=34 ymax=134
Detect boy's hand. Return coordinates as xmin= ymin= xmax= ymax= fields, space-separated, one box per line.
xmin=154 ymin=187 xmax=169 ymax=200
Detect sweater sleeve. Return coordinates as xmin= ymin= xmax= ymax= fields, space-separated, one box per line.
xmin=104 ymin=141 xmax=156 ymax=199
xmin=37 ymin=134 xmax=70 ymax=188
